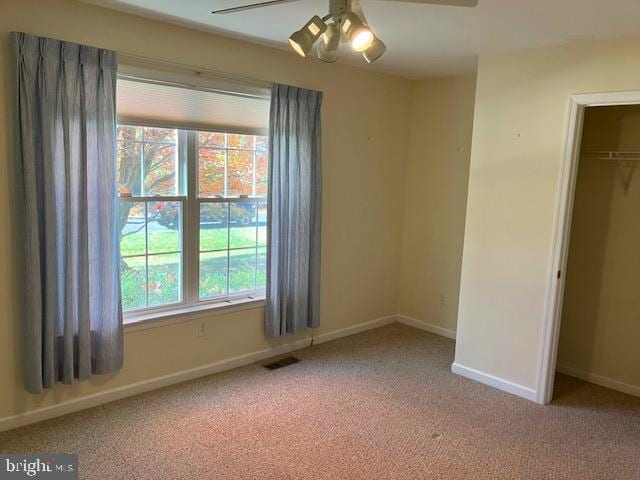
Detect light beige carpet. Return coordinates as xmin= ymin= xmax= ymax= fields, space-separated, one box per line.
xmin=1 ymin=324 xmax=639 ymax=479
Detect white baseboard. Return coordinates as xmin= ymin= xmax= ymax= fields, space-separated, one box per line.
xmin=0 ymin=315 xmax=398 ymax=432
xmin=451 ymin=362 xmax=538 ymax=402
xmin=397 ymin=315 xmax=457 ymax=339
xmin=314 ymin=315 xmax=397 ymax=344
xmin=557 ymin=364 xmax=640 ymax=398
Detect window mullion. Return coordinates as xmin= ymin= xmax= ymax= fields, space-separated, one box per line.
xmin=223 ymin=133 xmax=228 ymax=197
xmin=252 ymin=138 xmax=258 ymax=291
xmin=185 ymin=130 xmax=200 ymax=305
xmin=144 ymin=201 xmax=149 ymax=308
xmin=140 ymin=129 xmax=146 ymax=196
xmin=226 ymin=202 xmax=231 ymax=296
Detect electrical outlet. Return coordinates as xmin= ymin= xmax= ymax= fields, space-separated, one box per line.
xmin=439 ymin=294 xmax=446 ymax=306
xmin=196 ymin=320 xmax=207 ymax=337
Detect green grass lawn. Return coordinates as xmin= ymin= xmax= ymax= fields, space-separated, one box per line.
xmin=120 ymin=225 xmax=266 ymax=310
xmin=120 ymin=225 xmax=267 ymax=256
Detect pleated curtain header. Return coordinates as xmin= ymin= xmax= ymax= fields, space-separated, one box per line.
xmin=13 ymin=32 xmax=117 ymax=75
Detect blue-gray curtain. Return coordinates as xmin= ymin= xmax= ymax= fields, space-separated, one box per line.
xmin=12 ymin=32 xmax=123 ymax=394
xmin=266 ymin=84 xmax=323 ymax=336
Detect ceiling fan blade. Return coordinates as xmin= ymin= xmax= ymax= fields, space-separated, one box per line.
xmin=212 ymin=0 xmax=301 ymax=14
xmin=381 ymin=0 xmax=477 ymax=6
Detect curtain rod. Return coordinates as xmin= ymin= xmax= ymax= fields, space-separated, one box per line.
xmin=117 ymin=51 xmax=273 ymax=91
xmin=14 ymin=32 xmax=274 ymax=90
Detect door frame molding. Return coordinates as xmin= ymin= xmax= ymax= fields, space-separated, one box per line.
xmin=537 ymin=90 xmax=640 ymax=404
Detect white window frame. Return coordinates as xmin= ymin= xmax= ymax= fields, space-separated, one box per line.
xmin=120 ymin=127 xmax=268 ymax=324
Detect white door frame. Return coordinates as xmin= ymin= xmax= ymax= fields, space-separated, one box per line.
xmin=537 ymin=90 xmax=640 ymax=405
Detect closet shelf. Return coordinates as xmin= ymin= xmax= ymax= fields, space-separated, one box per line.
xmin=581 ymin=151 xmax=640 ymax=194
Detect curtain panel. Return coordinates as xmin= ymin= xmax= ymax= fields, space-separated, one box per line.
xmin=12 ymin=32 xmax=123 ymax=393
xmin=266 ymin=84 xmax=323 ymax=336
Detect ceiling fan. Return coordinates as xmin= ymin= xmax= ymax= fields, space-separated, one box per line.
xmin=213 ymin=0 xmax=478 ymax=64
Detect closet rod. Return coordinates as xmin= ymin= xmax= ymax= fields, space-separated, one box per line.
xmin=582 ymin=151 xmax=640 ymax=194
xmin=582 ymin=151 xmax=640 ymax=161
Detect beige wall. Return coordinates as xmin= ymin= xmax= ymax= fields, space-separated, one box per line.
xmin=397 ymin=76 xmax=476 ymax=332
xmin=558 ymin=105 xmax=640 ymax=389
xmin=0 ymin=0 xmax=412 ymax=420
xmin=455 ymin=36 xmax=640 ymax=392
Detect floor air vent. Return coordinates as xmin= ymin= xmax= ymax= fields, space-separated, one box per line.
xmin=263 ymin=356 xmax=300 ymax=370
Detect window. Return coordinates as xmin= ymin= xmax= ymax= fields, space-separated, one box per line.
xmin=117 ymin=125 xmax=268 ymax=315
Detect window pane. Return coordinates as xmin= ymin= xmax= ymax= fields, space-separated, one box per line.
xmin=255 ymin=151 xmax=268 ymax=196
xmin=199 ymin=251 xmax=228 ymax=298
xmin=117 ymin=125 xmax=142 ymax=142
xmin=198 ymin=148 xmax=225 ymax=197
xmin=257 ymin=202 xmax=267 ymax=247
xmin=227 ymin=150 xmax=254 ymax=196
xmin=147 ymin=202 xmax=181 ymax=254
xmin=200 ymin=203 xmax=229 ymax=251
xmin=117 ymin=141 xmax=142 ymax=196
xmin=148 ymin=253 xmax=181 ymax=306
xmin=257 ymin=246 xmax=267 ymax=290
xmin=228 ymin=133 xmax=254 ymax=149
xmin=143 ymin=142 xmax=177 ymax=196
xmin=120 ymin=255 xmax=146 ymax=310
xmin=144 ymin=126 xmax=176 ymax=143
xmin=256 ymin=135 xmax=268 ymax=151
xmin=199 ymin=131 xmax=225 ymax=148
xmin=229 ymin=248 xmax=256 ymax=294
xmin=229 ymin=202 xmax=257 ymax=249
xmin=119 ymin=202 xmax=146 ymax=256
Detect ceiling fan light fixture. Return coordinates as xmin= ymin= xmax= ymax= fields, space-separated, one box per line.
xmin=288 ymin=15 xmax=328 ymax=57
xmin=340 ymin=11 xmax=374 ymax=52
xmin=362 ymin=36 xmax=386 ymax=63
xmin=215 ymin=0 xmax=479 ymax=64
xmin=351 ymin=30 xmax=374 ymax=52
xmin=316 ymin=23 xmax=340 ymax=63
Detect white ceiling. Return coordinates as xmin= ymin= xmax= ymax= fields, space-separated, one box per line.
xmin=88 ymin=0 xmax=640 ymax=78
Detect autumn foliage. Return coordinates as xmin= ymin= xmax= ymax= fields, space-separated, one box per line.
xmin=117 ymin=126 xmax=268 ymax=234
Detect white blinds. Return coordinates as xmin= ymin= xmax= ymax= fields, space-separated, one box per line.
xmin=116 ymin=60 xmax=271 ymax=135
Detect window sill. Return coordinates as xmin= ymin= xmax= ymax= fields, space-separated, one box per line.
xmin=123 ymin=296 xmax=266 ymax=333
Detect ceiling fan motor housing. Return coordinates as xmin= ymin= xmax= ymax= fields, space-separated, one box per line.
xmin=329 ymin=0 xmax=350 ymax=21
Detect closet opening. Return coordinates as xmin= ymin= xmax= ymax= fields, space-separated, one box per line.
xmin=538 ymin=92 xmax=640 ymax=404
xmin=555 ymin=105 xmax=640 ymax=400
